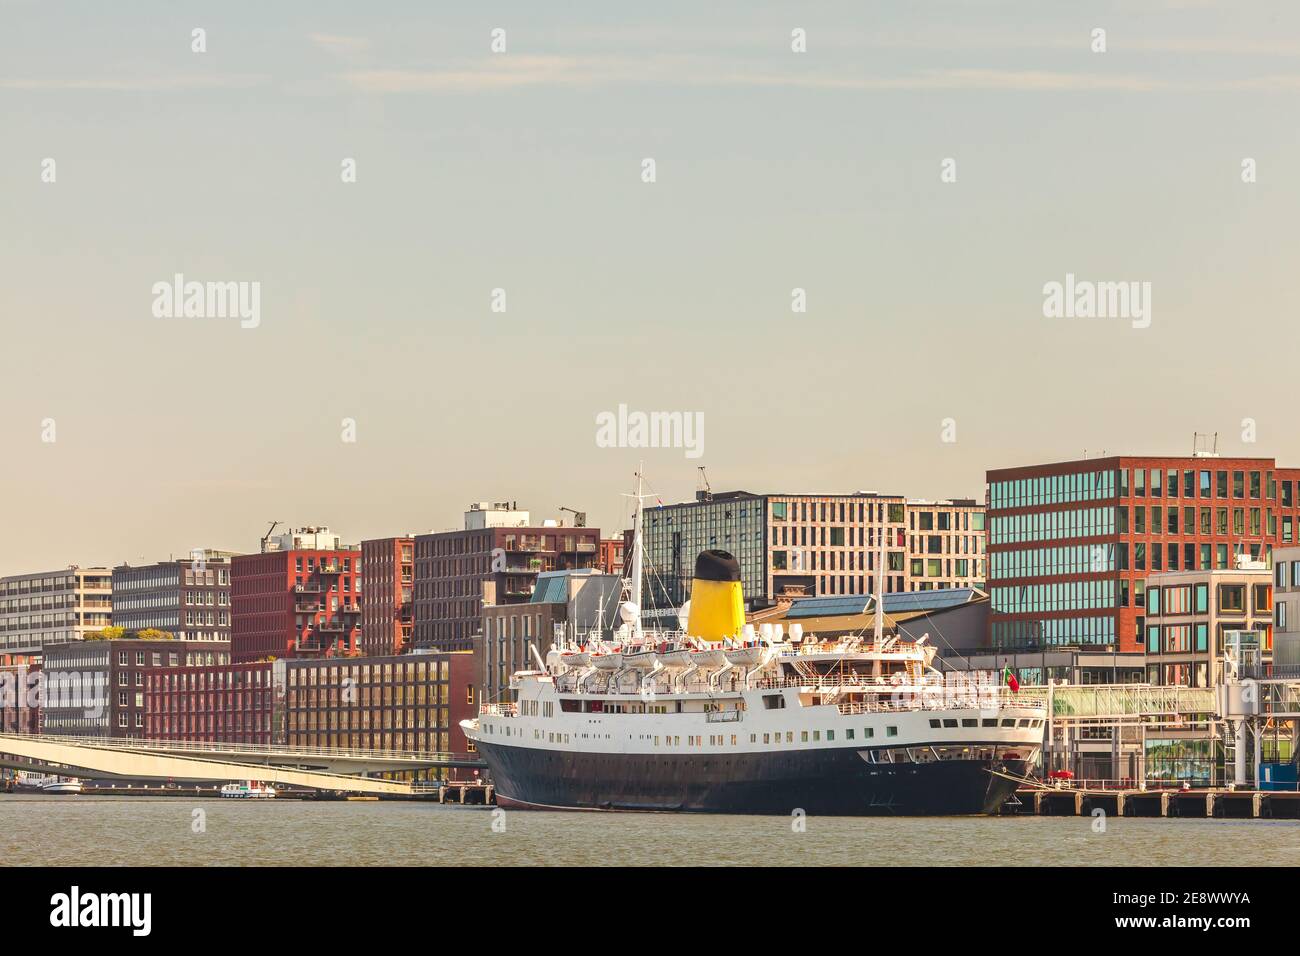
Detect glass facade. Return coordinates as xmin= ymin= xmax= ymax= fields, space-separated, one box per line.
xmin=641 ymin=495 xmax=766 ymax=611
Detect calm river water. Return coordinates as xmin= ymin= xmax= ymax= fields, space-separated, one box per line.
xmin=2 ymin=794 xmax=1295 ymax=866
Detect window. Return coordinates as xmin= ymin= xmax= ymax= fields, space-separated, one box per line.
xmin=1219 ymin=585 xmax=1245 ymax=613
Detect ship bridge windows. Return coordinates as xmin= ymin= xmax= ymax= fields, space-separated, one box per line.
xmin=942 ymin=718 xmax=958 ymax=728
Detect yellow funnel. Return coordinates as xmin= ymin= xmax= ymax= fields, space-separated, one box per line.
xmin=686 ymin=550 xmax=745 ymax=642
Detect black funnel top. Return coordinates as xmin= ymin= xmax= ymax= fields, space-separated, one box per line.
xmin=694 ymin=549 xmax=741 ymax=583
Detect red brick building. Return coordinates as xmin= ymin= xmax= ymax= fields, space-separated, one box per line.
xmin=599 ymin=538 xmax=626 ymax=576
xmin=0 ymin=660 xmax=40 ymax=735
xmin=986 ymin=455 xmax=1300 ymax=654
xmin=144 ymin=661 xmax=273 ymax=743
xmin=414 ymin=524 xmax=601 ymax=652
xmin=360 ymin=536 xmax=414 ymax=656
xmin=231 ymin=537 xmax=362 ymax=663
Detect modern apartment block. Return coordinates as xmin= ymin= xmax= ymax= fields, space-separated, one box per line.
xmin=0 ymin=566 xmax=113 ymax=657
xmin=111 ymin=551 xmax=239 ymax=643
xmin=230 ymin=527 xmax=362 ymax=663
xmin=638 ymin=490 xmax=986 ymax=619
xmin=413 ymin=503 xmax=600 ymax=653
xmin=986 ymin=455 xmax=1300 ymax=653
xmin=1143 ymin=564 xmax=1273 ymax=687
xmin=144 ymin=661 xmax=274 ymax=744
xmin=1271 ymin=546 xmax=1300 ymax=669
xmin=283 ymin=652 xmax=477 ymax=779
xmin=42 ymin=638 xmax=228 ymax=738
xmin=360 ymin=536 xmax=414 ymax=657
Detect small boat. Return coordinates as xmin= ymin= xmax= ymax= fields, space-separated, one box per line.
xmin=560 ymin=649 xmax=591 ymax=667
xmin=657 ymin=647 xmax=694 ymax=668
xmin=220 ymin=780 xmax=277 ymax=799
xmin=689 ymin=645 xmax=727 ymax=667
xmin=42 ymin=778 xmax=83 ymax=795
xmin=622 ymin=646 xmax=659 ymax=668
xmin=590 ymin=651 xmax=623 ymax=671
xmin=723 ymin=644 xmax=765 ymax=667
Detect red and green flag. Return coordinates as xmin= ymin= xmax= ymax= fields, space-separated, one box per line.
xmin=1003 ymin=666 xmax=1019 ymax=693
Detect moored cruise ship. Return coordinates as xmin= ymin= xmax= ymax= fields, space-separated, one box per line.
xmin=462 ymin=473 xmax=1046 ymax=816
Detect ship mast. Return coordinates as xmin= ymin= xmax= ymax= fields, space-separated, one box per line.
xmin=874 ymin=521 xmax=885 ymax=645
xmin=628 ymin=464 xmax=645 ymax=644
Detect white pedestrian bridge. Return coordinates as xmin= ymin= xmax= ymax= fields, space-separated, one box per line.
xmin=0 ymin=733 xmax=483 ymax=795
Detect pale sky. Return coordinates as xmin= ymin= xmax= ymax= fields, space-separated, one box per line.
xmin=3 ymin=0 xmax=1300 ymax=574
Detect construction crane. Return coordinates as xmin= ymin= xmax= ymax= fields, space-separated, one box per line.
xmin=259 ymin=520 xmax=281 ymax=553
xmin=697 ymin=466 xmax=712 ymax=503
xmin=558 ymin=507 xmax=587 ymax=528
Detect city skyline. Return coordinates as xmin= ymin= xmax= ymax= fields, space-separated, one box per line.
xmin=5 ymin=0 xmax=1300 ymax=572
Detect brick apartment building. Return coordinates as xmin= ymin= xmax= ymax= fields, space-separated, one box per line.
xmin=112 ymin=551 xmax=239 ymax=643
xmin=42 ymin=638 xmax=228 ymax=738
xmin=599 ymin=538 xmax=626 ymax=576
xmin=414 ymin=503 xmax=600 ymax=652
xmin=360 ymin=536 xmax=414 ymax=656
xmin=144 ymin=661 xmax=274 ymax=743
xmin=283 ymin=652 xmax=476 ymax=779
xmin=0 ymin=660 xmax=40 ymax=734
xmin=231 ymin=527 xmax=361 ymax=663
xmin=986 ymin=455 xmax=1300 ymax=653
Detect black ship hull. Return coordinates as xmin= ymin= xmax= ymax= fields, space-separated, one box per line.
xmin=477 ymin=740 xmax=1029 ymax=816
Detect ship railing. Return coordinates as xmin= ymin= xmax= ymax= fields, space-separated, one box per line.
xmin=1038 ymin=777 xmax=1193 ymax=792
xmin=834 ymin=691 xmax=1049 ymax=715
xmin=480 ymin=703 xmax=518 ymax=717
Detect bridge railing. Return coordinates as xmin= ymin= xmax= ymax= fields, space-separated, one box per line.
xmin=0 ymin=732 xmax=478 ymax=765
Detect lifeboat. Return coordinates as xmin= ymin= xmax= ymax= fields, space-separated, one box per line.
xmin=590 ymin=651 xmax=623 ymax=670
xmin=723 ymin=643 xmax=765 ymax=667
xmin=560 ymin=649 xmax=591 ymax=667
xmin=689 ymin=645 xmax=727 ymax=667
xmin=657 ymin=646 xmax=694 ymax=668
xmin=622 ymin=646 xmax=659 ymax=669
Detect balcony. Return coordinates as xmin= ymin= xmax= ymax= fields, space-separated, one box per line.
xmin=572 ymin=541 xmax=598 ymax=554
xmin=317 ymin=621 xmax=350 ymax=633
xmin=316 ymin=563 xmax=345 ymax=574
xmin=294 ymin=584 xmax=323 ymax=594
xmin=339 ymin=604 xmax=362 ymax=614
xmin=294 ymin=602 xmax=321 ymax=613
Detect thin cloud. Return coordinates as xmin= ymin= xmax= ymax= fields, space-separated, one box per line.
xmin=309 ymin=33 xmax=371 ymax=62
xmin=340 ymin=56 xmax=1300 ymax=94
xmin=0 ymin=74 xmax=269 ymax=91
